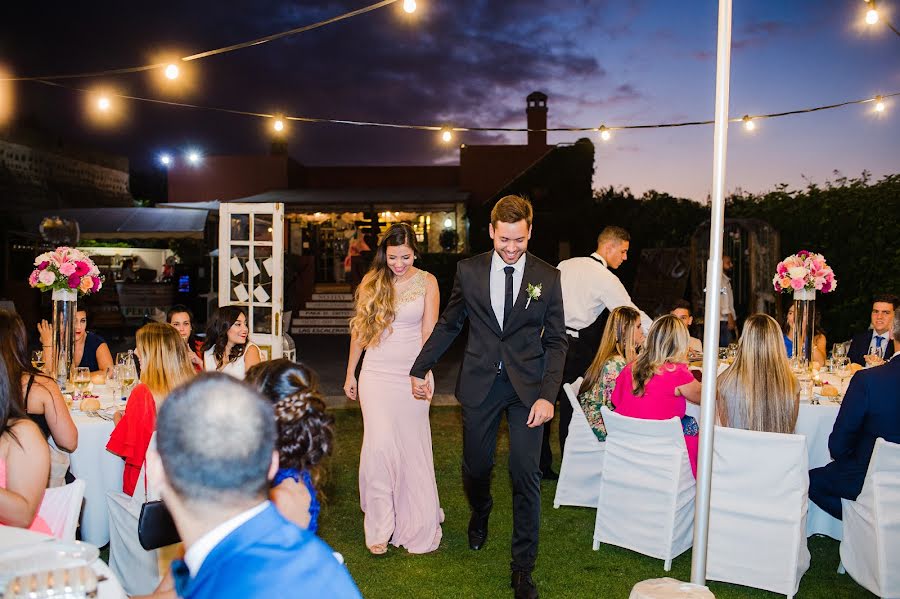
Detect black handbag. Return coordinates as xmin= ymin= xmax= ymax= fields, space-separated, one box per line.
xmin=137 ymin=468 xmax=181 ymax=550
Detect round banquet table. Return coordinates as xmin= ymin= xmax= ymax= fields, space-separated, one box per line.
xmin=60 ymin=385 xmax=127 ymax=547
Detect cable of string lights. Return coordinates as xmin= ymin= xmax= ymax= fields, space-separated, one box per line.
xmin=1 ymin=0 xmax=406 ymax=82
xmin=28 ymin=79 xmax=899 ymax=142
xmin=864 ymin=0 xmax=900 ymax=37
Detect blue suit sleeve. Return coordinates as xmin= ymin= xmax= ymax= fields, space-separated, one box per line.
xmin=828 ymin=372 xmax=868 ymax=460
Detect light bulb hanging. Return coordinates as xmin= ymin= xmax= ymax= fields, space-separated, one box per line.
xmin=598 ymin=125 xmax=611 ymax=141
xmin=403 ymin=0 xmax=417 ymax=14
xmin=742 ymin=115 xmax=756 ymax=131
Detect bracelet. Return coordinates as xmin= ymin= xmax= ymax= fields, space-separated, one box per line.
xmin=42 ymin=345 xmax=52 ymax=348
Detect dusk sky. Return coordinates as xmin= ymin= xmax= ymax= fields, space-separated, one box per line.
xmin=2 ymin=0 xmax=898 ymax=201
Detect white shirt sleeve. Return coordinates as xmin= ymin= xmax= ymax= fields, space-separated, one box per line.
xmin=596 ymin=268 xmax=653 ymax=333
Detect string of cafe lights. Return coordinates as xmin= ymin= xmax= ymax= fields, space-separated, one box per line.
xmin=28 ymin=78 xmax=899 ymax=160
xmin=0 ymin=0 xmax=415 ymax=82
xmin=863 ymin=0 xmax=900 ymax=37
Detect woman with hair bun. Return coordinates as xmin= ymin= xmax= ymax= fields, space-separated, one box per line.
xmin=245 ymin=358 xmax=334 ymax=533
xmin=344 ymin=223 xmax=443 ymax=555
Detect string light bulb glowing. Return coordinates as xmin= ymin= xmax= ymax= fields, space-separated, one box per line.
xmin=865 ymin=8 xmax=879 ymax=24
xmin=159 ymin=153 xmax=172 ymax=167
xmin=874 ymin=96 xmax=885 ymax=112
xmin=186 ymin=150 xmax=202 ymax=165
xmin=164 ymin=64 xmax=180 ymax=80
xmin=440 ymin=128 xmax=453 ymax=143
xmin=742 ymin=115 xmax=756 ymax=131
xmin=273 ymin=118 xmax=285 ymax=132
xmin=598 ymin=125 xmax=611 ymax=141
xmin=403 ymin=0 xmax=417 ymax=13
xmin=97 ymin=96 xmax=111 ymax=112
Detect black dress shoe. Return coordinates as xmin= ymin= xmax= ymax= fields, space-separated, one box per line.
xmin=541 ymin=469 xmax=559 ymax=481
xmin=468 ymin=512 xmax=489 ymax=550
xmin=511 ymin=571 xmax=538 ymax=599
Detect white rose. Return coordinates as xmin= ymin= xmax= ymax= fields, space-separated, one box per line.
xmin=787 ymin=266 xmax=808 ymax=280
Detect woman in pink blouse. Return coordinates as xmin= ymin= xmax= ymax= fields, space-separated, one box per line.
xmin=611 ymin=314 xmax=702 ymax=476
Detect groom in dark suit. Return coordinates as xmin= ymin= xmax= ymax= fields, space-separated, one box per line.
xmin=410 ymin=195 xmax=567 ymax=599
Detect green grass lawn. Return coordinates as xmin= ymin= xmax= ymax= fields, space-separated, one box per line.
xmin=317 ymin=406 xmax=873 ymax=599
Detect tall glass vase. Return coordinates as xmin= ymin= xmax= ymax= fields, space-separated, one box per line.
xmin=51 ymin=288 xmax=78 ymax=390
xmin=791 ymin=287 xmax=816 ymax=365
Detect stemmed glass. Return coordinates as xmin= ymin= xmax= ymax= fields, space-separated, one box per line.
xmin=835 ymin=357 xmax=852 ymax=395
xmin=31 ymin=350 xmax=45 ymax=373
xmin=832 ymin=343 xmax=847 ymax=360
xmin=120 ymin=362 xmax=137 ymax=397
xmin=107 ymin=365 xmax=121 ymax=402
xmin=72 ymin=367 xmax=91 ymax=402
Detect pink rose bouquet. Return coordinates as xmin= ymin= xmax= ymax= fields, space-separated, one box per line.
xmin=772 ymin=250 xmax=837 ymax=294
xmin=28 ymin=246 xmax=104 ymax=295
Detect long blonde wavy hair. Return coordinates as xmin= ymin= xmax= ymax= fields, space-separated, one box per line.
xmin=136 ymin=322 xmax=196 ymax=402
xmin=630 ymin=314 xmax=689 ymax=397
xmin=349 ymin=223 xmax=420 ymax=348
xmin=717 ymin=314 xmax=799 ymax=433
xmin=578 ymin=306 xmax=642 ymax=396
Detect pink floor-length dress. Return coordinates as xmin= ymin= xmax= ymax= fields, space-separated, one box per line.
xmin=358 ymin=270 xmax=443 ymax=553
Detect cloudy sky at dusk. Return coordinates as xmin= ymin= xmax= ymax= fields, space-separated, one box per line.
xmin=2 ymin=0 xmax=898 ymax=201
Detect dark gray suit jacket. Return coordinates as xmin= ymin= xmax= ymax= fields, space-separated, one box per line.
xmin=410 ymin=251 xmax=567 ymax=408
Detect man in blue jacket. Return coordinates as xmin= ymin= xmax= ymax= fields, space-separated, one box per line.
xmin=809 ymin=309 xmax=900 ymax=519
xmin=146 ymin=373 xmax=361 ymax=599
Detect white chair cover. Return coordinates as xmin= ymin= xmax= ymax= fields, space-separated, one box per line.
xmin=593 ymin=407 xmax=695 ymax=571
xmin=553 ymin=377 xmax=606 ymax=509
xmin=37 ymin=479 xmax=86 ymax=541
xmin=840 ymin=438 xmax=900 ymax=598
xmin=706 ymin=426 xmax=810 ymax=598
xmin=106 ymin=433 xmax=168 ymax=597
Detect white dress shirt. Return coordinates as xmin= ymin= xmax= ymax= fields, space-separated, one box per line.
xmin=490 ymin=251 xmax=525 ymax=330
xmin=720 ymin=272 xmax=736 ymax=322
xmin=557 ymin=253 xmax=652 ymax=334
xmin=184 ymin=500 xmax=270 ymax=576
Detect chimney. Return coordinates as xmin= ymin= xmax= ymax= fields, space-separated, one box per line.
xmin=526 ymin=91 xmax=548 ymax=147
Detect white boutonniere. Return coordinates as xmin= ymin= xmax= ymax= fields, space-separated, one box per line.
xmin=525 ymin=283 xmax=542 ymax=309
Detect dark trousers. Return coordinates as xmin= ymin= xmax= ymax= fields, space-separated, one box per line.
xmin=540 ymin=334 xmax=594 ymax=473
xmin=718 ymin=320 xmax=733 ymax=347
xmin=462 ymin=370 xmax=543 ymax=573
xmin=809 ymin=460 xmax=868 ymax=520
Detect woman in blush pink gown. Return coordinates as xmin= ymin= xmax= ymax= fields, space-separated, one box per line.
xmin=611 ymin=314 xmax=703 ymax=477
xmin=344 ymin=224 xmax=443 ymax=555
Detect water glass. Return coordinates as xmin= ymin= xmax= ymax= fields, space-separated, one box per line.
xmin=799 ymin=379 xmax=814 ymax=401
xmin=72 ymin=367 xmax=91 ymax=401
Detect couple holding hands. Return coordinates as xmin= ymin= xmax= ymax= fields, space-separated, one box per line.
xmin=344 ymin=195 xmax=565 ymax=599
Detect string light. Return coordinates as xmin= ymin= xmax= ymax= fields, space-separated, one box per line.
xmin=273 ymin=118 xmax=285 ymax=132
xmin=159 ymin=153 xmax=172 ymax=166
xmin=1 ymin=0 xmax=404 ymax=82
xmin=866 ymin=8 xmax=880 ymax=24
xmin=186 ymin=150 xmax=202 ymax=165
xmin=742 ymin=115 xmax=755 ymax=131
xmin=164 ymin=64 xmax=180 ymax=80
xmin=598 ymin=125 xmax=611 ymax=141
xmin=440 ymin=127 xmax=453 ymax=143
xmin=97 ymin=96 xmax=111 ymax=112
xmin=403 ymin=0 xmax=417 ymax=13
xmin=874 ymin=95 xmax=886 ymax=112
xmin=861 ymin=0 xmax=900 ymax=37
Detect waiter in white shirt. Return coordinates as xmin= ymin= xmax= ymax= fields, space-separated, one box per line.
xmin=540 ymin=226 xmax=652 ymax=478
xmin=719 ymin=254 xmax=737 ymax=347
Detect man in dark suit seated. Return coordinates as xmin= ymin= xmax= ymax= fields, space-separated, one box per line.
xmin=847 ymin=294 xmax=897 ymax=366
xmin=809 ymin=309 xmax=900 ymax=519
xmin=146 ymin=374 xmax=361 ymax=599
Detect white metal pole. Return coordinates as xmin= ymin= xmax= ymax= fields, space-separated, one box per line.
xmin=691 ymin=0 xmax=733 ymax=585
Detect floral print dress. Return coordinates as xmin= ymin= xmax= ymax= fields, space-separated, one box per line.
xmin=577 ymin=355 xmax=626 ymax=442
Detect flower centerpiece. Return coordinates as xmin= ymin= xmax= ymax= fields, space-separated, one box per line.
xmin=28 ymin=247 xmax=103 ymax=388
xmin=772 ymin=251 xmax=836 ymax=365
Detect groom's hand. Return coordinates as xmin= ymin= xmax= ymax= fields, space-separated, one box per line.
xmin=527 ymin=398 xmax=554 ymax=428
xmin=410 ymin=376 xmax=429 ymax=400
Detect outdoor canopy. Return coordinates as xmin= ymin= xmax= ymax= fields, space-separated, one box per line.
xmin=22 ymin=207 xmax=210 ymax=240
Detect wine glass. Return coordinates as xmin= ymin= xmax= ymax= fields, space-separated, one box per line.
xmin=835 ymin=357 xmax=852 ymax=393
xmin=121 ymin=363 xmax=137 ymax=395
xmin=116 ymin=351 xmax=131 ymax=366
xmin=72 ymin=367 xmax=91 ymax=402
xmin=832 ymin=342 xmax=846 ymax=359
xmin=726 ymin=343 xmax=738 ymax=364
xmin=106 ymin=365 xmax=121 ymax=401
xmin=31 ymin=350 xmax=45 ymax=373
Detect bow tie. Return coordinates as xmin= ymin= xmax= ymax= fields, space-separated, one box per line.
xmin=171 ymin=558 xmax=192 ymax=597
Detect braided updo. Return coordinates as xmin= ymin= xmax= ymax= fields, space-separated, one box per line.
xmin=245 ymin=359 xmax=334 ymax=487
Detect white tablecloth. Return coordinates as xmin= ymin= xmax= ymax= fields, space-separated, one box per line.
xmin=65 ymin=386 xmax=126 ymax=547
xmin=0 ymin=526 xmax=127 ymax=599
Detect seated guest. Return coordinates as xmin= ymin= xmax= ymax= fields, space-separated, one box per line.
xmin=670 ymin=299 xmax=702 ymax=355
xmin=717 ymin=314 xmax=800 ymax=433
xmin=167 ymin=305 xmax=204 ymax=371
xmin=146 ymin=374 xmax=361 ymax=599
xmin=0 ymin=310 xmax=78 ymax=453
xmin=202 ymin=307 xmax=261 ymax=379
xmin=37 ymin=308 xmax=114 ymax=375
xmin=107 ymin=323 xmax=195 ymax=496
xmin=611 ymin=315 xmax=702 ymax=477
xmin=577 ymin=306 xmax=644 ymax=441
xmin=0 ymin=355 xmax=52 ymax=534
xmin=809 ymin=309 xmax=900 ymax=519
xmin=847 ymin=294 xmax=897 ymax=366
xmin=245 ymin=359 xmax=335 ymax=532
xmin=782 ymin=304 xmax=827 ymax=365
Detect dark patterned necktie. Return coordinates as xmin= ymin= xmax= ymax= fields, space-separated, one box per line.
xmin=503 ymin=266 xmax=514 ymax=328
